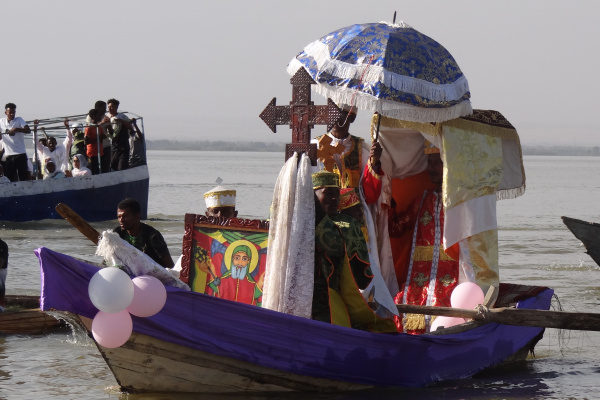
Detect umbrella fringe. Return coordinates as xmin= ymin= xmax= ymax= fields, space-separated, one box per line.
xmin=314 ymin=84 xmax=472 ymax=123
xmin=496 ymin=185 xmax=526 ymax=201
xmin=289 ymin=42 xmax=470 ymax=102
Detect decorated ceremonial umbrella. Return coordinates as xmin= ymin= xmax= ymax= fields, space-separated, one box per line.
xmin=287 ymin=19 xmax=472 ymax=123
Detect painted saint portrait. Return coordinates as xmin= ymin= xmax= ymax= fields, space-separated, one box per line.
xmin=188 ymin=225 xmax=268 ymax=306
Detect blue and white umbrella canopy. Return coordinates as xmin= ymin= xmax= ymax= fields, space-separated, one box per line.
xmin=287 ymin=21 xmax=472 ymax=123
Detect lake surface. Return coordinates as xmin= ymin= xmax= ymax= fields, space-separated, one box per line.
xmin=1 ymin=151 xmax=600 ymax=399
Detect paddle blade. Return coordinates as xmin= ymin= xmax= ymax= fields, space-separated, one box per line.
xmin=55 ymin=203 xmax=101 ymax=244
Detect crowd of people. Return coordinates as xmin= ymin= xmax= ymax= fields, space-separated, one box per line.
xmin=0 ymin=100 xmax=146 ymax=182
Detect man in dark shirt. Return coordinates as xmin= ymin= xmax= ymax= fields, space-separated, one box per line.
xmin=107 ymin=98 xmax=132 ymax=171
xmin=113 ymin=198 xmax=174 ymax=269
xmin=0 ymin=238 xmax=8 ymax=309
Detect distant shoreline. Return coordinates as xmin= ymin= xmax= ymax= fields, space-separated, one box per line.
xmin=146 ymin=140 xmax=600 ymax=156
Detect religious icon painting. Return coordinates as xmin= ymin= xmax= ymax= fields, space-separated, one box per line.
xmin=180 ymin=214 xmax=269 ymax=307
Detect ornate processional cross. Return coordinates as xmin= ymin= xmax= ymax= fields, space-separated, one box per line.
xmin=259 ymin=67 xmax=342 ymax=165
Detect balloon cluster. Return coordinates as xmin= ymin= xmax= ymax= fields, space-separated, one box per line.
xmin=430 ymin=282 xmax=484 ymax=332
xmin=88 ymin=267 xmax=167 ymax=348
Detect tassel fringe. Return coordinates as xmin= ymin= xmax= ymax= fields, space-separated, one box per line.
xmin=403 ymin=313 xmax=426 ymax=331
xmin=288 ymin=41 xmax=470 ymax=103
xmin=313 ymin=84 xmax=472 ymax=123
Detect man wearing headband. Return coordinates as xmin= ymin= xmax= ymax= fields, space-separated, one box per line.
xmin=312 ymin=171 xmax=396 ymax=332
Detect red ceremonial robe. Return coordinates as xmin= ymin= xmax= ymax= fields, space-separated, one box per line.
xmin=395 ymin=189 xmax=459 ymax=334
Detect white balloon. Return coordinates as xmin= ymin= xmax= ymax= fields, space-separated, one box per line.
xmin=88 ymin=267 xmax=134 ymax=313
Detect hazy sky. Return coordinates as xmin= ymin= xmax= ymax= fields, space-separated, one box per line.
xmin=4 ymin=1 xmax=598 ymax=146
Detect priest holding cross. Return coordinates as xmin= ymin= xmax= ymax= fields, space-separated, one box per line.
xmin=311 ymin=103 xmax=384 ymax=205
xmin=260 ymin=67 xmax=399 ymax=324
xmin=259 ymin=67 xmax=385 ymax=204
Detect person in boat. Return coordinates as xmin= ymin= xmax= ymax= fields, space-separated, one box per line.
xmin=85 ymin=100 xmax=112 ymax=173
xmin=69 ymin=123 xmax=86 ymax=168
xmin=312 ymin=104 xmax=384 ymax=200
xmin=0 ymin=103 xmax=31 ymax=182
xmin=69 ymin=154 xmax=91 ymax=177
xmin=43 ymin=158 xmax=66 ymax=179
xmin=312 ymin=170 xmax=396 ymax=332
xmin=33 ymin=136 xmax=48 ymax=178
xmin=390 ymin=141 xmax=498 ymax=334
xmin=129 ymin=118 xmax=146 ymax=168
xmin=113 ymin=198 xmax=175 ymax=269
xmin=0 ymin=165 xmax=9 ymax=183
xmin=107 ymin=98 xmax=133 ymax=172
xmin=204 ymin=182 xmax=238 ymax=219
xmin=32 ymin=119 xmax=73 ymax=175
xmin=84 ymin=109 xmax=109 ymax=175
xmin=0 ymin=238 xmax=7 ymax=310
xmin=312 ymin=106 xmax=399 ymax=318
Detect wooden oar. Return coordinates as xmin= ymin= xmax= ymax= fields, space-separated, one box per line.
xmin=55 ymin=203 xmax=101 ymax=245
xmin=396 ymin=303 xmax=600 ymax=332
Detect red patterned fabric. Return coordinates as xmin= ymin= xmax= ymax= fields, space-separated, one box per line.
xmin=362 ymin=162 xmax=384 ymax=205
xmin=395 ymin=189 xmax=459 ymax=334
xmin=339 ymin=188 xmax=361 ymax=210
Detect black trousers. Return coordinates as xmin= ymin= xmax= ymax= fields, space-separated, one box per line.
xmin=101 ymin=146 xmax=111 ymax=173
xmin=5 ymin=153 xmax=29 ymax=181
xmin=111 ymin=147 xmax=130 ymax=171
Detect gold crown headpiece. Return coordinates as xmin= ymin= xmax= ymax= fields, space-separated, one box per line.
xmin=312 ymin=170 xmax=340 ymax=189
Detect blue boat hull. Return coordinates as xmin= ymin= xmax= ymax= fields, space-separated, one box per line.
xmin=0 ymin=166 xmax=149 ymax=222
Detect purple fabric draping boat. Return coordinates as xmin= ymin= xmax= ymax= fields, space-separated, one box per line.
xmin=38 ymin=247 xmax=553 ymax=388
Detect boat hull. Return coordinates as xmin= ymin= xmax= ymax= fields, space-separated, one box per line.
xmin=75 ymin=315 xmax=368 ymax=393
xmin=562 ymin=216 xmax=600 ymax=267
xmin=0 ymin=309 xmax=66 ymax=335
xmin=0 ymin=295 xmax=66 ymax=335
xmin=0 ymin=166 xmax=149 ymax=222
xmin=38 ymin=248 xmax=554 ymax=394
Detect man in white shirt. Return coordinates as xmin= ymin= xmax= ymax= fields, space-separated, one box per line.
xmin=0 ymin=103 xmax=31 ymax=181
xmin=33 ymin=119 xmax=73 ymax=175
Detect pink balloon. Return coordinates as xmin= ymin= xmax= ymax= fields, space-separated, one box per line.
xmin=127 ymin=275 xmax=167 ymax=317
xmin=430 ymin=316 xmax=465 ymax=332
xmin=451 ymin=282 xmax=485 ymax=309
xmin=91 ymin=310 xmax=133 ymax=348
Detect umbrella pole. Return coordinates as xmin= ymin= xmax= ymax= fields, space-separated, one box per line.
xmin=374 ymin=113 xmax=382 ymax=142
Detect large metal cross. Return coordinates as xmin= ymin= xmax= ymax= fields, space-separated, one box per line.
xmin=259 ymin=67 xmax=342 ymax=165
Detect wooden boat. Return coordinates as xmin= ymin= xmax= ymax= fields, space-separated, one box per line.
xmin=562 ymin=216 xmax=600 ymax=267
xmin=0 ymin=112 xmax=149 ymax=222
xmin=0 ymin=295 xmax=66 ymax=335
xmin=37 ymin=246 xmax=554 ymax=393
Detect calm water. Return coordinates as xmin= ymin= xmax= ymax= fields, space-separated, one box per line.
xmin=1 ymin=151 xmax=600 ymax=399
